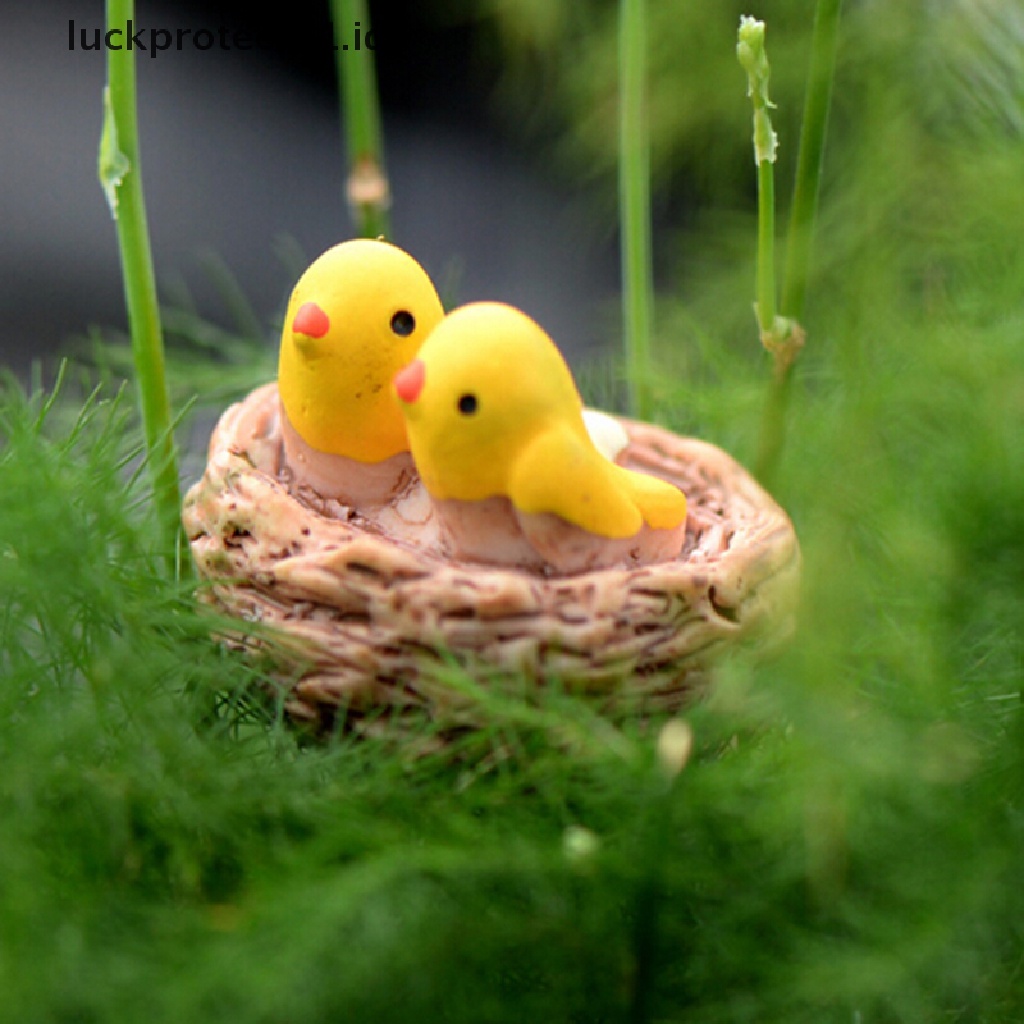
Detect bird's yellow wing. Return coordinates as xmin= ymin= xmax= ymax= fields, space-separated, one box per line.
xmin=508 ymin=426 xmax=643 ymax=539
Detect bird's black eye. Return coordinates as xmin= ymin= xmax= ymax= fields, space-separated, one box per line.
xmin=390 ymin=310 xmax=416 ymax=336
xmin=457 ymin=393 xmax=478 ymax=416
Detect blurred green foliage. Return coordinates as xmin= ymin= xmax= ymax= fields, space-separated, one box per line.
xmin=472 ymin=0 xmax=1024 ymax=193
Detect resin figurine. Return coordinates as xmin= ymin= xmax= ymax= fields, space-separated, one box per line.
xmin=277 ymin=238 xmax=444 ymax=506
xmin=394 ymin=302 xmax=688 ymax=573
xmin=184 ymin=241 xmax=800 ymax=733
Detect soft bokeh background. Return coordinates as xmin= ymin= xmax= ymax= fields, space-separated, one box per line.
xmin=1 ymin=0 xmax=621 ymax=376
xmin=10 ymin=0 xmax=1020 ymax=383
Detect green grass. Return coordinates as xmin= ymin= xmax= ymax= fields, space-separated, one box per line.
xmin=4 ymin=3 xmax=1024 ymax=1020
xmin=3 ymin=215 xmax=1023 ymax=1017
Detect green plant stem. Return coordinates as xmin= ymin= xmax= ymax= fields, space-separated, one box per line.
xmin=737 ymin=16 xmax=780 ymax=342
xmin=331 ymin=0 xmax=390 ymax=238
xmin=101 ymin=0 xmax=186 ymax=578
xmin=756 ymin=159 xmax=777 ymax=334
xmin=756 ymin=0 xmax=843 ymax=484
xmin=781 ymin=0 xmax=843 ymax=322
xmin=618 ymin=0 xmax=654 ymax=421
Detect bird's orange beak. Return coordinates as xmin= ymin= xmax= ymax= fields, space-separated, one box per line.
xmin=393 ymin=359 xmax=425 ymax=404
xmin=292 ymin=301 xmax=330 ymax=340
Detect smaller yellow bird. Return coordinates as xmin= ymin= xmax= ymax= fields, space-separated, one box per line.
xmin=278 ymin=238 xmax=444 ymax=465
xmin=394 ymin=302 xmax=687 ymax=571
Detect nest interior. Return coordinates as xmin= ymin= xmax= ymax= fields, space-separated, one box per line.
xmin=183 ymin=383 xmax=801 ymax=731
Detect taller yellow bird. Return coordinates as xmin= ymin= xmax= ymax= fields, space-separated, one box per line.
xmin=278 ymin=238 xmax=444 ymax=464
xmin=394 ymin=302 xmax=686 ymax=567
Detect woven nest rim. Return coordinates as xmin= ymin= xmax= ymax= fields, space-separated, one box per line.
xmin=183 ymin=383 xmax=801 ymax=731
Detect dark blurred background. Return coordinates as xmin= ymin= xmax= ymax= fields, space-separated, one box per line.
xmin=1 ymin=0 xmax=621 ymax=377
xmin=6 ymin=0 xmax=1021 ymax=382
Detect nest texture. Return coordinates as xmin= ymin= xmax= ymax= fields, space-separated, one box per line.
xmin=183 ymin=384 xmax=800 ymax=730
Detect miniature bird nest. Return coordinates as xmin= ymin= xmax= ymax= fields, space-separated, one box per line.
xmin=183 ymin=383 xmax=800 ymax=733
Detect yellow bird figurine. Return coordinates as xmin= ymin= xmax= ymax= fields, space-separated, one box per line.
xmin=277 ymin=238 xmax=444 ymax=506
xmin=394 ymin=302 xmax=688 ymax=572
